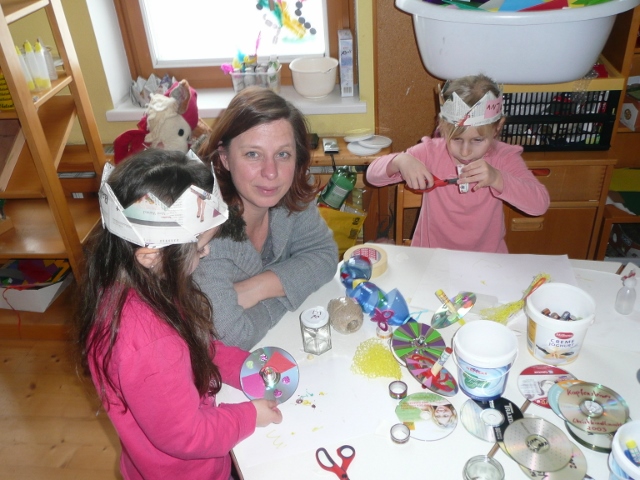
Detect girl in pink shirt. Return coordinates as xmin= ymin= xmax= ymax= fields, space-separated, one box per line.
xmin=73 ymin=149 xmax=282 ymax=480
xmin=366 ymin=74 xmax=550 ymax=253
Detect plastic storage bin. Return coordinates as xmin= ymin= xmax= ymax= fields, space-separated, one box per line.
xmin=500 ymin=88 xmax=621 ymax=151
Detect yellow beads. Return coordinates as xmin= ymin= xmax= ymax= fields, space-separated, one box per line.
xmin=351 ymin=338 xmax=402 ymax=379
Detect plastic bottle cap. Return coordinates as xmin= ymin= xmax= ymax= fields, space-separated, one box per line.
xmin=624 ymin=277 xmax=637 ymax=287
xmin=626 ymin=439 xmax=638 ymax=449
xmin=300 ymin=307 xmax=329 ymax=328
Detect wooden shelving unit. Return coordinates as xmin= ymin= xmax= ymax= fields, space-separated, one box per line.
xmin=0 ymin=0 xmax=107 ymax=339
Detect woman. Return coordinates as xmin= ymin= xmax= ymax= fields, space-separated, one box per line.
xmin=196 ymin=87 xmax=338 ymax=349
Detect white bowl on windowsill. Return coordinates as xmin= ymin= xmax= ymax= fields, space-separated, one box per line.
xmin=289 ymin=57 xmax=339 ymax=99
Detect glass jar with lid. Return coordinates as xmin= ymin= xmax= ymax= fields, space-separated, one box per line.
xmin=300 ymin=306 xmax=332 ymax=355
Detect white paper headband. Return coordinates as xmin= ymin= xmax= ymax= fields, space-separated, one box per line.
xmin=439 ymin=84 xmax=503 ymax=127
xmin=99 ymin=151 xmax=228 ymax=248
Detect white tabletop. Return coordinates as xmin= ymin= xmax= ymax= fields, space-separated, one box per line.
xmin=218 ymin=245 xmax=640 ymax=480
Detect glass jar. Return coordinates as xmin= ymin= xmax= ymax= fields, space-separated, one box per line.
xmin=300 ymin=306 xmax=332 ymax=356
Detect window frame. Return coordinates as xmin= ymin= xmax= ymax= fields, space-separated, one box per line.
xmin=112 ymin=0 xmax=355 ymax=89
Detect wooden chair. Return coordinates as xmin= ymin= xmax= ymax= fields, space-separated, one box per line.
xmin=395 ymin=184 xmax=423 ymax=245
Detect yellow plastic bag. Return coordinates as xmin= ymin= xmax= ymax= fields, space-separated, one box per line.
xmin=318 ymin=205 xmax=367 ymax=257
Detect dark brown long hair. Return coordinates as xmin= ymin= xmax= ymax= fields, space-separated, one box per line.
xmin=73 ymin=149 xmax=222 ymax=409
xmin=198 ymin=86 xmax=317 ymax=216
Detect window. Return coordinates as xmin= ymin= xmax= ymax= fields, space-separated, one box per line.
xmin=113 ymin=0 xmax=354 ymax=89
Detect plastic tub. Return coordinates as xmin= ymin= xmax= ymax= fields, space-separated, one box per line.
xmin=395 ymin=0 xmax=640 ymax=84
xmin=525 ymin=283 xmax=595 ymax=365
xmin=611 ymin=421 xmax=640 ymax=479
xmin=452 ymin=320 xmax=518 ymax=401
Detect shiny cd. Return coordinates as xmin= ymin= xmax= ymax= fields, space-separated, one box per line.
xmin=565 ymin=420 xmax=613 ymax=453
xmin=395 ymin=392 xmax=458 ymax=441
xmin=520 ymin=442 xmax=587 ymax=480
xmin=548 ymin=379 xmax=583 ymax=420
xmin=558 ymin=382 xmax=629 ymax=434
xmin=391 ymin=319 xmax=445 ymax=363
xmin=405 ymin=353 xmax=458 ymax=397
xmin=460 ymin=396 xmax=523 ymax=443
xmin=517 ymin=364 xmax=576 ymax=409
xmin=240 ymin=346 xmax=299 ymax=404
xmin=503 ymin=417 xmax=573 ymax=472
xmin=431 ymin=291 xmax=476 ymax=329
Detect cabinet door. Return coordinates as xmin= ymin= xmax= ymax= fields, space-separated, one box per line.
xmin=504 ymin=207 xmax=597 ymax=259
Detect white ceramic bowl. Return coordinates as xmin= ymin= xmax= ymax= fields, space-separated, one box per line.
xmin=289 ymin=57 xmax=338 ymax=98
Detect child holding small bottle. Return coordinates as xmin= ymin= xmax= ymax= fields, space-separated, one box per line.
xmin=366 ymin=74 xmax=550 ymax=253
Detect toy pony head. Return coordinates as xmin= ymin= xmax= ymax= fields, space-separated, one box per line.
xmin=113 ymin=79 xmax=210 ymax=163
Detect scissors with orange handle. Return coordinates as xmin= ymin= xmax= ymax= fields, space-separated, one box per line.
xmin=410 ymin=176 xmax=458 ymax=193
xmin=316 ymin=445 xmax=355 ymax=479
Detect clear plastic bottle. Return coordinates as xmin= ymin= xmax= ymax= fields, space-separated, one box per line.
xmin=615 ymin=274 xmax=636 ymax=315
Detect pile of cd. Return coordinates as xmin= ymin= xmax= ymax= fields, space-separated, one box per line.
xmin=547 ymin=380 xmax=629 ymax=453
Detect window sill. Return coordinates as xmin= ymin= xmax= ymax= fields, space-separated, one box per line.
xmin=106 ymin=85 xmax=366 ymax=122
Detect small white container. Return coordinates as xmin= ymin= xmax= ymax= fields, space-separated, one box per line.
xmin=611 ymin=421 xmax=640 ymax=480
xmin=525 ymin=283 xmax=595 ymax=365
xmin=300 ymin=306 xmax=332 ymax=356
xmin=395 ymin=0 xmax=640 ymax=84
xmin=452 ymin=320 xmax=518 ymax=401
xmin=289 ymin=57 xmax=338 ymax=98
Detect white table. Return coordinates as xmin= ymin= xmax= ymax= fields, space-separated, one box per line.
xmin=218 ymin=245 xmax=640 ymax=480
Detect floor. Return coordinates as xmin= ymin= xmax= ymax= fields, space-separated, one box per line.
xmin=0 ymin=339 xmax=121 ymax=479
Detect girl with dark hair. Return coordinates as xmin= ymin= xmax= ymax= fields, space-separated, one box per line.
xmin=73 ymin=149 xmax=282 ymax=480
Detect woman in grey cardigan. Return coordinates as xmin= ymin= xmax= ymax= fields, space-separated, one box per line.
xmin=196 ymin=87 xmax=338 ymax=349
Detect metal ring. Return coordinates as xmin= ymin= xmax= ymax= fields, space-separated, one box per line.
xmin=390 ymin=423 xmax=410 ymax=444
xmin=389 ymin=380 xmax=408 ymax=400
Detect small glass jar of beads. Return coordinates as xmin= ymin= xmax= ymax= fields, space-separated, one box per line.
xmin=300 ymin=306 xmax=332 ymax=356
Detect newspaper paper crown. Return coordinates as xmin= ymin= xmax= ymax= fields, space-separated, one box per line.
xmin=439 ymin=84 xmax=503 ymax=128
xmin=99 ymin=151 xmax=229 ymax=248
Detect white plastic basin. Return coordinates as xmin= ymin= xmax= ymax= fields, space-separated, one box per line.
xmin=396 ymin=0 xmax=640 ymax=84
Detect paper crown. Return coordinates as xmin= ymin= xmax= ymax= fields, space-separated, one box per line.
xmin=99 ymin=151 xmax=229 ymax=248
xmin=438 ymin=83 xmax=503 ymax=127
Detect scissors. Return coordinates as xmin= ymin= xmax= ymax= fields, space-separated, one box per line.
xmin=410 ymin=176 xmax=458 ymax=193
xmin=316 ymin=445 xmax=355 ymax=479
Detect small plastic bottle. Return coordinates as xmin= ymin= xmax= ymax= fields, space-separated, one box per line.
xmin=318 ymin=166 xmax=357 ymax=209
xmin=615 ymin=272 xmax=636 ymax=315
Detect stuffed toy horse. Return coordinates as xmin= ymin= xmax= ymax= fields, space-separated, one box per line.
xmin=113 ymin=79 xmax=211 ymax=163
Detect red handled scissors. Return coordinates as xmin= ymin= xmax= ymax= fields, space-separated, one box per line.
xmin=411 ymin=176 xmax=458 ymax=193
xmin=316 ymin=445 xmax=355 ymax=479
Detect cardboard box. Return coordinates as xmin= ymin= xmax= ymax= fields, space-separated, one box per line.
xmin=0 ymin=272 xmax=73 ymax=312
xmin=338 ymin=29 xmax=354 ymax=97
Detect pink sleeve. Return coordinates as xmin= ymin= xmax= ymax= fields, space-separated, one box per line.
xmin=118 ymin=335 xmax=256 ymax=460
xmin=365 ymin=152 xmax=403 ymax=186
xmin=212 ymin=341 xmax=247 ymax=390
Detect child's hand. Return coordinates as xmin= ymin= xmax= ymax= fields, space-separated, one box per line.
xmin=390 ymin=154 xmax=434 ymax=191
xmin=252 ymin=399 xmax=283 ymax=427
xmin=458 ymin=159 xmax=503 ymax=193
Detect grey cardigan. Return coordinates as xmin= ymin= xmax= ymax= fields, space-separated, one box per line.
xmin=195 ymin=204 xmax=338 ymax=349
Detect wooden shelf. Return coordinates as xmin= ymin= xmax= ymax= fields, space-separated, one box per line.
xmin=0 ymin=197 xmax=100 ymax=259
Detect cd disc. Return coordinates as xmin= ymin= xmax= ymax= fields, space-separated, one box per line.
xmin=548 ymin=379 xmax=583 ymax=420
xmin=431 ymin=292 xmax=476 ymax=329
xmin=240 ymin=347 xmax=299 ymax=404
xmin=565 ymin=420 xmax=613 ymax=453
xmin=405 ymin=353 xmax=458 ymax=397
xmin=520 ymin=442 xmax=587 ymax=480
xmin=558 ymin=382 xmax=629 ymax=434
xmin=391 ymin=320 xmax=445 ymax=362
xmin=395 ymin=392 xmax=458 ymax=441
xmin=503 ymin=417 xmax=573 ymax=472
xmin=460 ymin=396 xmax=523 ymax=442
xmin=517 ymin=364 xmax=576 ymax=409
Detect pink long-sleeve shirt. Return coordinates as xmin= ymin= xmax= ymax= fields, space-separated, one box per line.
xmin=366 ymin=137 xmax=550 ymax=253
xmin=89 ymin=290 xmax=256 ymax=480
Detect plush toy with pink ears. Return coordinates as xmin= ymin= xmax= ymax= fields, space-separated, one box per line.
xmin=113 ymin=79 xmax=211 ymax=163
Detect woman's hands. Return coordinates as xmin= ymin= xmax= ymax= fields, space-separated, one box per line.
xmin=252 ymin=399 xmax=283 ymax=427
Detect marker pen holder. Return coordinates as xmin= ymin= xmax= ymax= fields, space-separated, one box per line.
xmin=230 ymin=65 xmax=281 ymax=94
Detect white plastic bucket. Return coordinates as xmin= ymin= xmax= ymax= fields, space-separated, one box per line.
xmin=611 ymin=421 xmax=640 ymax=480
xmin=452 ymin=320 xmax=518 ymax=401
xmin=525 ymin=283 xmax=595 ymax=365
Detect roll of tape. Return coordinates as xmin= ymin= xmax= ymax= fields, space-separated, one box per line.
xmin=343 ymin=245 xmax=388 ymax=278
xmin=389 ymin=380 xmax=408 ymax=400
xmin=390 ymin=423 xmax=410 ymax=444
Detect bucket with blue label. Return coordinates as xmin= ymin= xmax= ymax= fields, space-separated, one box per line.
xmin=453 ymin=320 xmax=518 ymax=401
